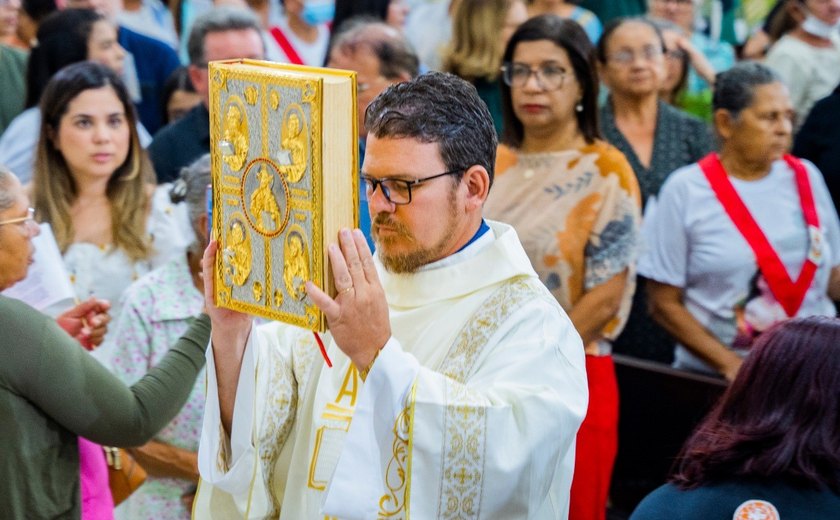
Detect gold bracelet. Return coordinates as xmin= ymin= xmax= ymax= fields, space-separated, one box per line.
xmin=359 ymin=350 xmax=380 ymax=382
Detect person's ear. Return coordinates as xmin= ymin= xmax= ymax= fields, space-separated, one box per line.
xmin=713 ymin=108 xmax=736 ymax=141
xmin=188 ymin=64 xmax=207 ymax=95
xmin=47 ymin=125 xmax=59 ymax=151
xmin=196 ymin=213 xmax=209 ymax=245
xmin=462 ymin=165 xmax=490 ymax=210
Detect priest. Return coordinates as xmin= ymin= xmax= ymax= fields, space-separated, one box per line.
xmin=194 ymin=72 xmax=588 ymax=519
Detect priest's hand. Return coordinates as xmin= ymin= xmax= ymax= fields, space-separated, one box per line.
xmin=202 ymin=240 xmax=253 ymax=435
xmin=307 ymin=228 xmax=391 ymax=371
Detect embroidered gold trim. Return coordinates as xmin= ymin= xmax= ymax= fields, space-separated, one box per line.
xmin=373 ymin=277 xmax=543 ymax=519
xmin=441 ymin=278 xmax=540 ymax=383
xmin=436 ymin=277 xmax=544 ymax=519
xmin=437 ymin=382 xmax=487 ymax=519
xmin=378 ymin=382 xmax=417 ymax=518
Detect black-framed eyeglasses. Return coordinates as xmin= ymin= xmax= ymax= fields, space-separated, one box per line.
xmin=0 ymin=207 xmax=35 ymax=227
xmin=362 ymin=169 xmax=465 ymax=205
xmin=500 ymin=62 xmax=567 ymax=90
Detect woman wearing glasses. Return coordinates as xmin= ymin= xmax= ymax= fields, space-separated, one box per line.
xmin=597 ymin=17 xmax=715 ymax=366
xmin=0 ymin=165 xmax=210 ymax=519
xmin=483 ymin=15 xmax=641 ymax=520
xmin=598 ymin=17 xmax=714 ymax=207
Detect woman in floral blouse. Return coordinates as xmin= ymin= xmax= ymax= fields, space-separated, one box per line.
xmin=108 ymin=156 xmax=211 ymax=519
xmin=484 ymin=15 xmax=641 ymax=520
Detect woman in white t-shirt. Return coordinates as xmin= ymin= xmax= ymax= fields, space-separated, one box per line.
xmin=640 ymin=62 xmax=840 ymax=381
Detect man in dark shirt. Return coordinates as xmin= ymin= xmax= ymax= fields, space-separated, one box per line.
xmin=149 ymin=6 xmax=265 ymax=184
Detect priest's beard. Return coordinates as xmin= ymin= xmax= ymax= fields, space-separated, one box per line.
xmin=372 ymin=191 xmax=458 ymax=274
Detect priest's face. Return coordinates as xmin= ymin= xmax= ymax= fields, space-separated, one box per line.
xmin=364 ymin=136 xmax=468 ymax=273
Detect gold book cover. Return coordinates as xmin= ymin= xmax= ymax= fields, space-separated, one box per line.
xmin=209 ymin=59 xmax=358 ymax=332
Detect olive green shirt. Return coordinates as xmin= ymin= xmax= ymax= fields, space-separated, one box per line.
xmin=0 ymin=295 xmax=211 ymax=519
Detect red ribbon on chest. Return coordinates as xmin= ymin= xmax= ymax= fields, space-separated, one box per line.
xmin=698 ymin=153 xmax=820 ymax=317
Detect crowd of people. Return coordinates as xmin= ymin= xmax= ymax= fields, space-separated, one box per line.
xmin=1 ymin=0 xmax=840 ymax=519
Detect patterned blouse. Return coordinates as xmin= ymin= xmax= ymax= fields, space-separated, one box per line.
xmin=600 ymin=99 xmax=715 ymax=206
xmin=108 ymin=254 xmax=205 ymax=520
xmin=484 ymin=141 xmax=641 ymax=354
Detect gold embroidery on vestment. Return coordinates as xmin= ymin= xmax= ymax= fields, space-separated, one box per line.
xmin=436 ymin=278 xmax=544 ymax=519
xmin=378 ymin=382 xmax=417 ymax=518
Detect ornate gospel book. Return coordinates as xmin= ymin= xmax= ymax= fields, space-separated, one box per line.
xmin=209 ymin=59 xmax=358 ymax=332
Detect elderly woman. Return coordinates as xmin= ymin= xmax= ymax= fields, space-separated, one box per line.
xmin=0 ymin=165 xmax=210 ymax=518
xmin=597 ymin=16 xmax=715 ymax=364
xmin=630 ymin=316 xmax=840 ymax=518
xmin=640 ymin=62 xmax=840 ymax=381
xmin=484 ymin=15 xmax=641 ymax=520
xmin=107 ymin=155 xmax=211 ymax=519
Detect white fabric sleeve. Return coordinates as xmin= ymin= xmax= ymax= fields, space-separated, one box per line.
xmin=637 ymin=174 xmax=690 ymax=287
xmin=198 ymin=330 xmax=259 ymax=497
xmin=322 ymin=300 xmax=588 ymax=519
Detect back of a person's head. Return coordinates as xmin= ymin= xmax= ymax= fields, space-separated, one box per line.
xmin=365 ymin=71 xmax=497 ymax=186
xmin=25 ymin=8 xmax=103 ymax=108
xmin=21 ymin=0 xmax=58 ymax=23
xmin=672 ymin=316 xmax=840 ymax=493
xmin=330 ymin=17 xmax=419 ymax=80
xmin=186 ymin=6 xmax=262 ymax=66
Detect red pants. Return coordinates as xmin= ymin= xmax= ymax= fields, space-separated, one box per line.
xmin=569 ymin=354 xmax=619 ymax=520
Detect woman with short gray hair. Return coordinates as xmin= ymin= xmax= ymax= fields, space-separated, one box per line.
xmin=639 ymin=61 xmax=840 ymax=381
xmin=106 ymin=154 xmax=212 ymax=519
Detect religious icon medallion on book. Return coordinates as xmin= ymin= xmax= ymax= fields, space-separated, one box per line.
xmin=209 ymin=59 xmax=358 ymax=332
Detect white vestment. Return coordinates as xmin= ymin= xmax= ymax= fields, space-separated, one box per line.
xmin=195 ymin=221 xmax=588 ymax=519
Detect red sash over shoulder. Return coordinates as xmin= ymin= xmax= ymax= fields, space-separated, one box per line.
xmin=270 ymin=27 xmax=305 ymax=65
xmin=698 ymin=153 xmax=820 ymax=317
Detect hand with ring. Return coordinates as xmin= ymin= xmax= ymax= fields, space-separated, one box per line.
xmin=306 ymin=228 xmax=391 ymax=371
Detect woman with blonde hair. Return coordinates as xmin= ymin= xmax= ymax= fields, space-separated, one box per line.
xmin=442 ymin=0 xmax=527 ymax=134
xmin=32 ymin=61 xmax=191 ymax=343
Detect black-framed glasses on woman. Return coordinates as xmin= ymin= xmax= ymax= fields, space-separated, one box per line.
xmin=0 ymin=207 xmax=35 ymax=227
xmin=362 ymin=169 xmax=465 ymax=205
xmin=500 ymin=62 xmax=567 ymax=90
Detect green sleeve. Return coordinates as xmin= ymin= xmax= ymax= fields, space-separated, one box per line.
xmin=0 ymin=296 xmax=211 ymax=447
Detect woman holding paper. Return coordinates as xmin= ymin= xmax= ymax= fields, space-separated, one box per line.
xmin=639 ymin=62 xmax=840 ymax=382
xmin=0 ymin=165 xmax=211 ymax=519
